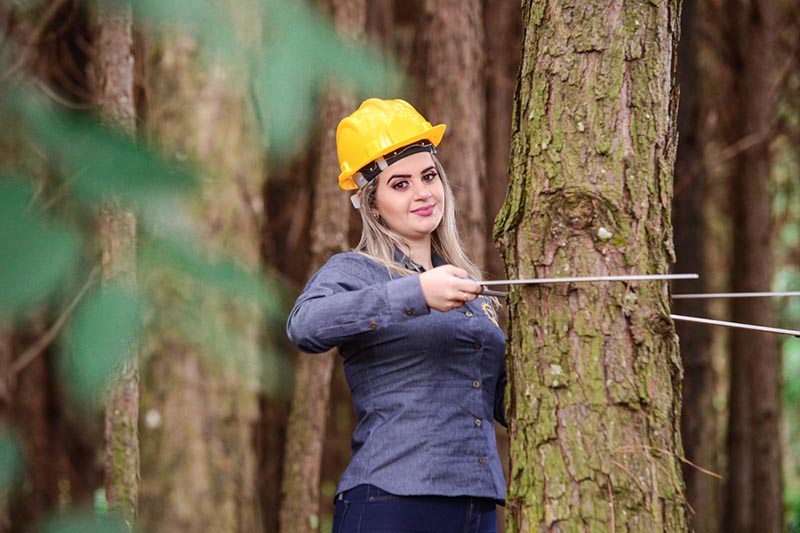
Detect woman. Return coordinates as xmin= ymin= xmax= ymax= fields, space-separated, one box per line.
xmin=287 ymin=98 xmax=506 ymax=533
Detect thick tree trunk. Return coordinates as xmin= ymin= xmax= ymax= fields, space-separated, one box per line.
xmin=496 ymin=1 xmax=687 ymax=530
xmin=724 ymin=2 xmax=781 ymax=531
xmin=420 ymin=0 xmax=487 ymax=268
xmin=139 ymin=8 xmax=265 ymax=532
xmin=278 ymin=2 xmax=362 ymax=531
xmin=672 ymin=0 xmax=719 ymax=530
xmin=91 ymin=3 xmax=140 ymax=523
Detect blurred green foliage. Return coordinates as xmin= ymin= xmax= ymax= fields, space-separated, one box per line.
xmin=774 ymin=83 xmax=800 ymax=527
xmin=0 ymin=179 xmax=82 ymax=314
xmin=0 ymin=0 xmax=400 ymax=523
xmin=39 ymin=512 xmax=131 ymax=533
xmin=0 ymin=429 xmax=24 ymax=492
xmin=60 ymin=284 xmax=142 ymax=403
xmin=1 ymin=0 xmax=397 ymax=398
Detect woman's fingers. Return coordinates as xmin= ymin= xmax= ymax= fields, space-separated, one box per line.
xmin=419 ymin=265 xmax=483 ymax=311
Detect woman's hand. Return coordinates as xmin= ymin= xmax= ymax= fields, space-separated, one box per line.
xmin=419 ymin=265 xmax=483 ymax=312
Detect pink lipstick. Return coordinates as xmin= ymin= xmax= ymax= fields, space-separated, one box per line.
xmin=412 ymin=205 xmax=435 ymax=216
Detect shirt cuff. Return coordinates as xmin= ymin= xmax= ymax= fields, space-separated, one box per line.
xmin=386 ymin=275 xmax=430 ymax=320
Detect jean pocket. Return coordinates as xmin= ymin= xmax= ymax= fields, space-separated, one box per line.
xmin=332 ymin=499 xmax=350 ymax=533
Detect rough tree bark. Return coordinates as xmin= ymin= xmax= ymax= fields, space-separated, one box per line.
xmin=672 ymin=0 xmax=718 ymax=530
xmin=138 ymin=4 xmax=265 ymax=531
xmin=495 ymin=1 xmax=688 ymax=530
xmin=91 ymin=2 xmax=139 ymax=524
xmin=723 ymin=1 xmax=782 ymax=531
xmin=278 ymin=1 xmax=362 ymax=530
xmin=419 ymin=0 xmax=487 ymax=268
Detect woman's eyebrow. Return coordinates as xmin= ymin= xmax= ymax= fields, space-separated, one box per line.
xmin=387 ymin=166 xmax=436 ymax=183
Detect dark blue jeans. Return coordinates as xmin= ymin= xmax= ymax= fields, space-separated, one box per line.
xmin=332 ymin=484 xmax=498 ymax=533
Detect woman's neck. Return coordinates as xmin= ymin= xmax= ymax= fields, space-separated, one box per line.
xmin=406 ymin=238 xmax=433 ymax=271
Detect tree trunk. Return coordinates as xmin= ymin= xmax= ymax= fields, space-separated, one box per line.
xmin=484 ymin=0 xmax=521 ymax=280
xmin=278 ymin=2 xmax=362 ymax=530
xmin=139 ymin=7 xmax=265 ymax=531
xmin=419 ymin=0 xmax=487 ymax=268
xmin=724 ymin=1 xmax=781 ymax=531
xmin=672 ymin=0 xmax=719 ymax=530
xmin=496 ymin=1 xmax=687 ymax=530
xmin=91 ymin=4 xmax=140 ymax=523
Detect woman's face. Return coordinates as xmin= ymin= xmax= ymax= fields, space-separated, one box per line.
xmin=372 ymin=151 xmax=445 ymax=245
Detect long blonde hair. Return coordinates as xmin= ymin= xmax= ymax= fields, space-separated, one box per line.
xmin=353 ymin=156 xmax=483 ymax=281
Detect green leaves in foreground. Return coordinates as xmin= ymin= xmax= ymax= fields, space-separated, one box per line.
xmin=0 ymin=179 xmax=82 ymax=316
xmin=39 ymin=512 xmax=131 ymax=533
xmin=141 ymin=237 xmax=280 ymax=317
xmin=105 ymin=0 xmax=403 ymax=155
xmin=15 ymin=94 xmax=197 ymax=209
xmin=252 ymin=0 xmax=402 ymax=153
xmin=60 ymin=284 xmax=142 ymax=403
xmin=0 ymin=429 xmax=23 ymax=492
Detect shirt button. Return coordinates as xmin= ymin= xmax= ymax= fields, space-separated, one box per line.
xmin=465 ymin=311 xmax=474 ymax=317
xmin=472 ymin=380 xmax=480 ymax=389
xmin=404 ymin=308 xmax=414 ymax=316
xmin=473 ymin=342 xmax=482 ymax=349
xmin=478 ymin=456 xmax=488 ymax=465
xmin=474 ymin=419 xmax=482 ymax=427
xmin=369 ymin=322 xmax=378 ymax=330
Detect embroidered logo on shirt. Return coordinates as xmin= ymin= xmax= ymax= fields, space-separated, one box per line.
xmin=480 ymin=298 xmax=500 ymax=328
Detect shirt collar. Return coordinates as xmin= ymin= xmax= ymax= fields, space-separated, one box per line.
xmin=393 ymin=248 xmax=444 ymax=272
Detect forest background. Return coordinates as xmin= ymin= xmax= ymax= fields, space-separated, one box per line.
xmin=0 ymin=0 xmax=799 ymax=532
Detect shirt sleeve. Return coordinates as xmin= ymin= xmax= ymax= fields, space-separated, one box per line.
xmin=493 ymin=363 xmax=508 ymax=428
xmin=286 ymin=254 xmax=431 ymax=354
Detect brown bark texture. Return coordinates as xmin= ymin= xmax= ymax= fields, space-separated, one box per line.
xmin=723 ymin=1 xmax=782 ymax=531
xmin=92 ymin=3 xmax=140 ymax=524
xmin=278 ymin=2 xmax=363 ymax=531
xmin=496 ymin=1 xmax=687 ymax=530
xmin=672 ymin=0 xmax=719 ymax=530
xmin=138 ymin=6 xmax=265 ymax=531
xmin=420 ymin=0 xmax=488 ymax=269
xmin=484 ymin=0 xmax=522 ymax=280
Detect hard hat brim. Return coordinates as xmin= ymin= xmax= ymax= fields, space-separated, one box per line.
xmin=338 ymin=123 xmax=446 ymax=190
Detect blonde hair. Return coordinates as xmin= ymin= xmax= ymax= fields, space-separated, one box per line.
xmin=353 ymin=156 xmax=483 ymax=281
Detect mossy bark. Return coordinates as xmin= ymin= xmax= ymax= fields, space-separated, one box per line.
xmin=138 ymin=4 xmax=265 ymax=531
xmin=496 ymin=1 xmax=687 ymax=530
xmin=92 ymin=3 xmax=140 ymax=524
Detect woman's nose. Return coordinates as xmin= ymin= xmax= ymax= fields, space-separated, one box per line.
xmin=411 ymin=180 xmax=432 ymax=200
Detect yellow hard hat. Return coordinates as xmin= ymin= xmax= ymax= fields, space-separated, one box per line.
xmin=336 ymin=98 xmax=446 ymax=190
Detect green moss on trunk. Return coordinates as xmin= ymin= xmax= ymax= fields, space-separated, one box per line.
xmin=497 ymin=0 xmax=687 ymax=530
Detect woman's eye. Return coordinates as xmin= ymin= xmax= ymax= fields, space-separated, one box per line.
xmin=391 ymin=180 xmax=409 ymax=190
xmin=422 ymin=172 xmax=438 ymax=182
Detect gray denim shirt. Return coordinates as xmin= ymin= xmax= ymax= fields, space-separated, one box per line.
xmin=286 ymin=251 xmax=507 ymax=502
